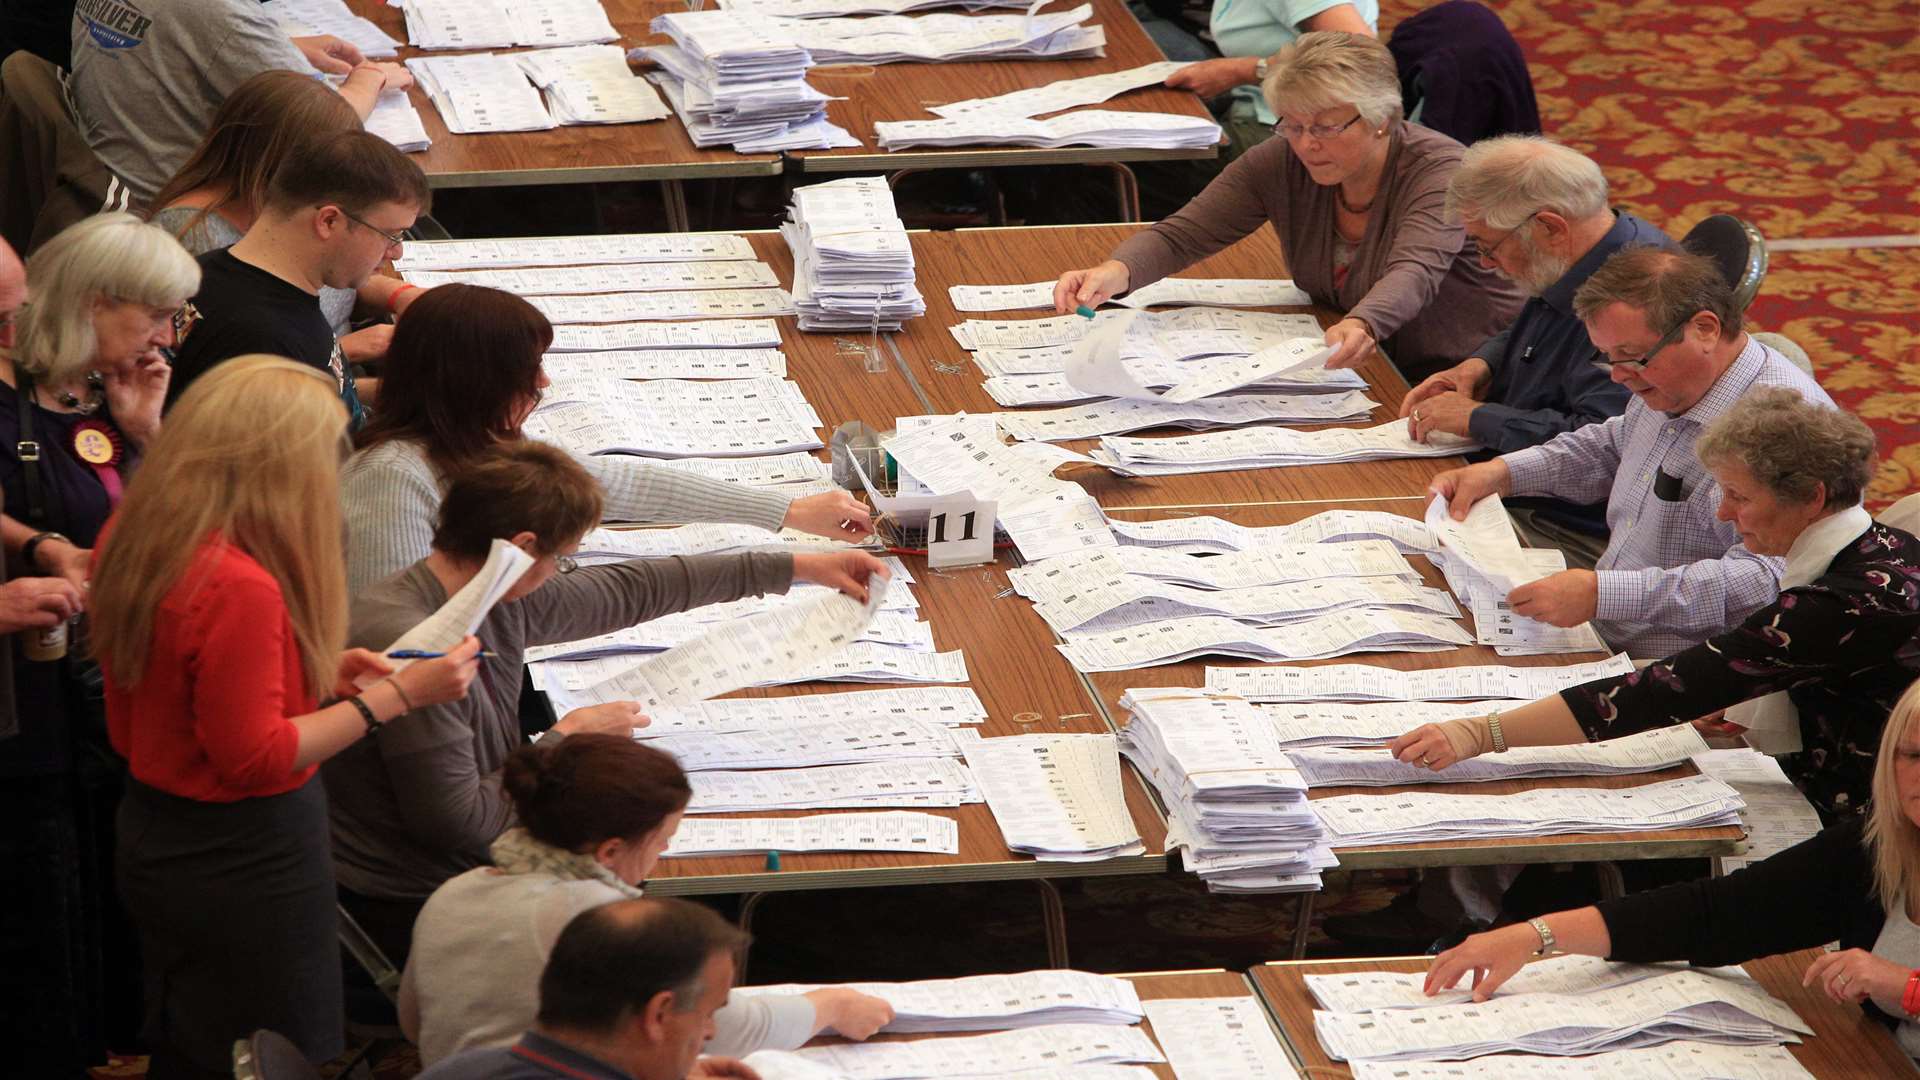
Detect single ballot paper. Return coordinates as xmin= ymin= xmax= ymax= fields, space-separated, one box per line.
xmin=360 ymin=537 xmax=532 ymax=687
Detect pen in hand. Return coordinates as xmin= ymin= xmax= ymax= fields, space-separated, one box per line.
xmin=388 ymin=648 xmax=495 ymax=661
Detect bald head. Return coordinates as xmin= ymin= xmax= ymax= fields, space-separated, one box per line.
xmin=0 ymin=237 xmax=24 ymax=349
xmin=1445 ymin=135 xmax=1611 ymax=232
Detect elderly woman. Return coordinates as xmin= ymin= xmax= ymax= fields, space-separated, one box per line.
xmin=1054 ymin=32 xmax=1523 ymax=380
xmin=1423 ymin=679 xmax=1920 ymax=1060
xmin=1393 ymin=388 xmax=1920 ymax=821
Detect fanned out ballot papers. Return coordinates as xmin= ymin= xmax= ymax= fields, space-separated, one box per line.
xmin=930 ymin=60 xmax=1184 ymax=118
xmin=717 ymin=0 xmax=1028 ymax=12
xmin=548 ymin=319 xmax=783 ymax=352
xmin=1264 ymin=700 xmax=1528 ymax=748
xmin=642 ymin=12 xmax=850 ymax=152
xmin=951 ymin=307 xmax=1323 ymax=351
xmin=359 ymin=539 xmax=532 ymax=688
xmin=514 ymin=45 xmax=671 ymax=124
xmin=1692 ymin=748 xmax=1823 ymax=872
xmin=264 ymin=0 xmax=400 ymax=56
xmin=744 ymin=1023 xmax=1165 ymax=1079
xmin=364 ymin=89 xmax=432 ymax=152
xmin=630 ymin=687 xmax=987 ymax=737
xmin=1019 ymin=572 xmax=1461 ymax=636
xmin=526 ymin=288 xmax=797 ymax=323
xmin=1110 ymin=508 xmax=1436 ymax=556
xmin=399 ymin=260 xmax=781 ymax=294
xmin=775 ymin=5 xmax=1106 ymax=65
xmin=1057 ymin=610 xmax=1473 ymax=673
xmin=962 ymin=734 xmax=1143 ymax=861
xmin=394 ymin=233 xmax=759 ymax=271
xmin=736 ymin=970 xmax=1144 ymax=1033
xmin=1287 ymin=725 xmax=1710 ymax=788
xmin=1205 ymin=653 xmax=1636 ymax=701
xmin=651 ymin=452 xmax=834 ymax=488
xmin=661 ymin=811 xmax=958 ymax=857
xmin=747 ymin=1065 xmax=1157 ymax=1080
xmin=1118 ymin=690 xmax=1331 ymax=893
xmin=522 ymin=396 xmax=821 ymax=458
xmin=1093 ymin=422 xmax=1477 ymax=475
xmin=948 ymin=277 xmax=1309 ymax=313
xmin=1067 ymin=312 xmax=1343 ymax=405
xmin=1347 ymin=1043 xmax=1814 ymax=1080
xmin=407 ymin=53 xmax=557 ymax=133
xmin=877 ymin=110 xmax=1221 ymax=152
xmin=1007 ymin=542 xmax=1419 ymax=592
xmin=401 ymin=0 xmax=616 ymax=49
xmin=522 ymin=607 xmax=929 ymax=659
xmin=565 ymin=522 xmax=861 ymax=563
xmin=993 ymin=392 xmax=1377 ymax=441
xmin=1141 ymin=998 xmax=1303 ymax=1080
xmin=1311 ymin=774 xmax=1746 ymax=847
xmin=639 ymin=717 xmax=961 ymax=771
xmin=684 ymin=757 xmax=981 ymax=813
xmin=1313 ymin=966 xmax=1809 ymax=1063
xmin=1309 ymin=954 xmax=1757 ymax=1013
xmin=783 ymin=177 xmax=925 ymax=331
xmin=541 ymin=348 xmax=787 ymax=381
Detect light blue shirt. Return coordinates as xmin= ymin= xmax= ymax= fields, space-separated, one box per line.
xmin=1209 ymin=0 xmax=1381 ymax=125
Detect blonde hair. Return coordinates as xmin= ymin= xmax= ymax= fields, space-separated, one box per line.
xmin=1263 ymin=31 xmax=1403 ymax=129
xmin=90 ymin=356 xmax=348 ymax=695
xmin=13 ymin=213 xmax=200 ymax=383
xmin=1445 ymin=135 xmax=1611 ymax=230
xmin=1868 ymin=680 xmax=1920 ymax=916
xmin=1695 ymin=386 xmax=1875 ymax=510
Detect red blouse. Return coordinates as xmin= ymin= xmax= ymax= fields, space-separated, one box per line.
xmin=104 ymin=537 xmax=317 ymax=801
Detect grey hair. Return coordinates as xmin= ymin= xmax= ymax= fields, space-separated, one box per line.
xmin=1445 ymin=135 xmax=1610 ymax=230
xmin=1263 ymin=31 xmax=1403 ymax=130
xmin=13 ymin=213 xmax=200 ymax=383
xmin=1695 ymin=386 xmax=1875 ymax=509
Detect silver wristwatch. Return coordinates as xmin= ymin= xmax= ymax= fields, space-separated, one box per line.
xmin=1253 ymin=57 xmax=1270 ymax=81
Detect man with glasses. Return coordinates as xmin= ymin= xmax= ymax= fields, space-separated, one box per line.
xmin=166 ymin=130 xmax=430 ymax=429
xmin=1402 ymin=136 xmax=1664 ymax=568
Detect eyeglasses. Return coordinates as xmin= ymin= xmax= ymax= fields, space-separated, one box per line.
xmin=1591 ymin=314 xmax=1695 ymax=372
xmin=341 ymin=210 xmax=408 ymax=249
xmin=1272 ymin=113 xmax=1363 ymax=142
xmin=555 ymin=554 xmax=579 ymax=574
xmin=1475 ymin=210 xmax=1539 ymax=264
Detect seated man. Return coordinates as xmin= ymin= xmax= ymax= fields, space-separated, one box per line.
xmin=169 ymin=130 xmax=430 ymax=428
xmin=1429 ymin=245 xmax=1832 ymax=659
xmin=1403 ymin=136 xmax=1662 ymax=568
xmin=415 ymin=898 xmax=757 ymax=1080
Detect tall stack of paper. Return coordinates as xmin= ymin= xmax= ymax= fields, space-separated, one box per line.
xmin=961 ymin=734 xmax=1143 ymax=861
xmin=514 ymin=45 xmax=671 ymax=125
xmin=407 ymin=53 xmax=558 ymax=133
xmin=736 ymin=970 xmax=1145 ymax=1032
xmin=1312 ymin=774 xmax=1746 ymax=847
xmin=1118 ymin=690 xmax=1332 ymax=893
xmin=774 ymin=5 xmax=1106 ymax=63
xmin=877 ymin=109 xmax=1221 ymax=151
xmin=402 ymin=0 xmax=616 ymax=49
xmin=1287 ymin=726 xmax=1710 ymax=787
xmin=643 ymin=12 xmax=855 ymax=152
xmin=265 ymin=0 xmax=400 ymax=56
xmin=364 ymin=89 xmax=433 ymax=152
xmin=1094 ymin=422 xmax=1479 ymax=475
xmin=782 ymin=177 xmax=924 ymax=331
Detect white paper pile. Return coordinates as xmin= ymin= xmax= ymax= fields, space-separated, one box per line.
xmin=528 ymin=608 xmax=930 ymax=658
xmin=686 ymin=757 xmax=982 ymax=813
xmin=962 ymin=734 xmax=1143 ymax=861
xmin=548 ymin=318 xmax=783 ymax=352
xmin=931 ymin=61 xmax=1185 ymax=119
xmin=265 ymin=0 xmax=400 ymax=56
xmin=643 ymin=11 xmax=854 ymax=151
xmin=526 ymin=288 xmax=797 ymax=323
xmin=1020 ymin=572 xmax=1461 ymax=636
xmin=402 ymin=0 xmax=616 ymax=49
xmin=1347 ymin=1043 xmax=1813 ymax=1079
xmin=538 ymin=374 xmax=817 ymax=417
xmin=1288 ymin=726 xmax=1710 ymax=787
xmin=540 ymin=349 xmax=788 ymax=381
xmin=523 ymin=383 xmax=821 ymax=458
xmin=1008 ymin=542 xmax=1417 ymax=592
xmin=400 ymin=260 xmax=781 ymax=295
xmin=1057 ymin=610 xmax=1473 ymax=673
xmin=878 ymin=109 xmax=1219 ymax=151
xmin=511 ymin=45 xmax=671 ymax=124
xmin=981 ymin=365 xmax=1362 ymax=410
xmin=1110 ymin=508 xmax=1437 ymax=557
xmin=717 ymin=0 xmax=1027 ymax=16
xmin=992 ymin=391 xmax=1376 ymax=440
xmin=952 ymin=307 xmax=1322 ymax=351
xmin=1314 ymin=966 xmax=1808 ymax=1062
xmin=1142 ymin=998 xmax=1303 ymax=1080
xmin=407 ymin=52 xmax=557 ymax=133
xmin=950 ymin=277 xmax=1310 ymax=314
xmin=364 ymin=89 xmax=432 ymax=152
xmin=1308 ymin=953 xmax=1750 ymax=1012
xmin=1094 ymin=422 xmax=1478 ymax=475
xmin=644 ymin=716 xmax=961 ymax=771
xmin=783 ymin=177 xmax=924 ymax=332
xmin=662 ymin=811 xmax=959 ymax=857
xmin=777 ymin=5 xmax=1105 ymax=64
xmin=1118 ymin=690 xmax=1331 ymax=893
xmin=1262 ymin=699 xmax=1528 ymax=748
xmin=631 ymin=686 xmax=987 ymax=737
xmin=1204 ymin=654 xmax=1636 ymax=701
xmin=745 ymin=1023 xmax=1164 ymax=1078
xmin=1312 ymin=774 xmax=1746 ymax=847
xmin=632 ymin=451 xmax=831 ymax=488
xmin=1691 ymin=748 xmax=1824 ymax=872
xmin=567 ymin=523 xmax=859 ymax=563
xmin=394 ymin=233 xmax=758 ymax=271
xmin=737 ymin=970 xmax=1144 ymax=1033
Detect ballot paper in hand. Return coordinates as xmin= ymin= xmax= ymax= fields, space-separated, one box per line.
xmin=1425 ymin=493 xmax=1543 ymax=596
xmin=360 ymin=538 xmax=532 ymax=688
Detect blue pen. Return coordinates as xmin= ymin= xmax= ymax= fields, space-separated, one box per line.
xmin=388 ymin=648 xmax=496 ymax=661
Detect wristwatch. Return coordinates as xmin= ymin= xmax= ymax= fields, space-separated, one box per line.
xmin=1253 ymin=57 xmax=1270 ymax=81
xmin=22 ymin=531 xmax=70 ymax=572
xmin=1529 ymin=917 xmax=1557 ymax=955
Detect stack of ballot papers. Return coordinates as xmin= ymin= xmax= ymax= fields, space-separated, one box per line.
xmin=398 ymin=260 xmax=782 ymax=294
xmin=773 ymin=5 xmax=1105 ymax=64
xmin=1110 ymin=507 xmax=1438 ymax=557
xmin=962 ymin=734 xmax=1143 ymax=861
xmin=567 ymin=523 xmax=861 ymax=563
xmin=1067 ymin=312 xmax=1339 ymax=405
xmin=736 ymin=970 xmax=1144 ymax=1032
xmin=266 ymin=0 xmax=400 ymax=56
xmin=951 ymin=277 xmax=1310 ymax=314
xmin=641 ymin=717 xmax=962 ymax=771
xmin=401 ymin=0 xmax=616 ymax=49
xmin=952 ymin=306 xmax=1323 ymax=351
xmin=1423 ymin=493 xmax=1611 ymax=656
xmin=523 ymin=395 xmax=822 ymax=457
xmin=542 ymin=348 xmax=788 ymax=380
xmin=716 ymin=0 xmax=1028 ymax=15
xmin=683 ymin=758 xmax=983 ymax=813
xmin=930 ymin=60 xmax=1185 ymax=119
xmin=1016 ymin=570 xmax=1461 ymax=636
xmin=364 ymin=89 xmax=432 ymax=152
xmin=1347 ymin=1043 xmax=1813 ymax=1079
xmin=745 ymin=1023 xmax=1165 ymax=1078
xmin=524 ymin=288 xmax=797 ymax=323
xmin=1312 ymin=774 xmax=1746 ymax=847
xmin=1143 ymin=998 xmax=1304 ymax=1080
xmin=782 ymin=177 xmax=925 ymax=332
xmin=992 ymin=391 xmax=1377 ymax=440
xmin=1205 ymin=653 xmax=1636 ymax=701
xmin=1263 ymin=700 xmax=1528 ymax=748
xmin=547 ymin=318 xmax=782 ymax=352
xmin=1313 ymin=962 xmax=1810 ymax=1062
xmin=1009 ymin=542 xmax=1419 ymax=591
xmin=662 ymin=811 xmax=959 ymax=857
xmin=514 ymin=45 xmax=671 ymax=125
xmin=643 ymin=11 xmax=854 ymax=152
xmin=630 ymin=686 xmax=987 ymax=737
xmin=1094 ymin=422 xmax=1478 ymax=475
xmin=394 ymin=233 xmax=760 ymax=271
xmin=1691 ymin=748 xmax=1823 ymax=872
xmin=1118 ymin=689 xmax=1332 ymax=892
xmin=407 ymin=52 xmax=556 ymax=133
xmin=1287 ymin=726 xmax=1710 ymax=787
xmin=878 ymin=110 xmax=1221 ymax=151
xmin=1056 ymin=610 xmax=1473 ymax=673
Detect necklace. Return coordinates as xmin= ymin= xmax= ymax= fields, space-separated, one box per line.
xmin=1335 ymin=184 xmax=1374 ymax=215
xmin=48 ymin=372 xmax=105 ymax=416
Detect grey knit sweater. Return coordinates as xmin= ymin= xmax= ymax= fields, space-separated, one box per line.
xmin=342 ymin=438 xmax=793 ymax=593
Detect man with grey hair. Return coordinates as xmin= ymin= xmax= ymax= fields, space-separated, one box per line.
xmin=1401 ymin=135 xmax=1666 ymax=566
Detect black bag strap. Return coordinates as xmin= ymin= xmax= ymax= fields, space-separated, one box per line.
xmin=14 ymin=368 xmax=49 ymax=528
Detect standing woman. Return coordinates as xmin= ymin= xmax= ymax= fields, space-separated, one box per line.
xmin=89 ymin=356 xmax=481 ymax=1080
xmin=1054 ymin=32 xmax=1523 ymax=382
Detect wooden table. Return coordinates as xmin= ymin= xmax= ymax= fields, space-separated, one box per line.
xmin=1249 ymin=950 xmax=1920 ymax=1078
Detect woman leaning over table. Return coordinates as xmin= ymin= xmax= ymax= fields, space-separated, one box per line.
xmin=1391 ymin=388 xmax=1920 ymax=823
xmin=91 ymin=357 xmax=480 ymax=1080
xmin=1425 ymin=678 xmax=1920 ymax=1059
xmin=1053 ymin=31 xmax=1523 ymax=383
xmin=343 ymin=283 xmax=873 ymax=592
xmin=403 ymin=734 xmax=894 ymax=1067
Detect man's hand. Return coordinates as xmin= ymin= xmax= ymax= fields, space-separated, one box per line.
xmin=1164 ymin=57 xmax=1260 ymax=99
xmin=806 ymin=988 xmax=895 ymax=1040
xmin=341 ymin=324 xmax=395 ymax=364
xmin=1506 ymin=570 xmax=1599 ymax=627
xmin=1401 ymin=357 xmax=1492 ymax=416
xmin=1426 ymin=460 xmax=1511 ymax=519
xmin=690 ymin=1058 xmax=760 ymax=1080
xmin=783 ymin=490 xmax=874 ymax=541
xmin=32 ymin=538 xmax=92 ymax=596
xmin=292 ymin=34 xmax=366 ymax=75
xmin=1407 ymin=391 xmax=1480 ymax=443
xmin=0 ymin=577 xmax=82 ymax=633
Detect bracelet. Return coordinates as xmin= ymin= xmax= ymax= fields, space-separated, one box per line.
xmin=388 ymin=284 xmax=422 ymax=313
xmin=382 ymin=675 xmax=416 ymax=714
xmin=1528 ymin=917 xmax=1556 ymax=956
xmin=1488 ymin=709 xmax=1508 ymax=753
xmin=1904 ymin=969 xmax=1920 ymax=1017
xmin=21 ymin=531 xmax=69 ymax=571
xmin=345 ymin=694 xmax=381 ymax=737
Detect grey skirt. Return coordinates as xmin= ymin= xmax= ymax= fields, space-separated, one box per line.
xmin=116 ymin=776 xmax=342 ymax=1071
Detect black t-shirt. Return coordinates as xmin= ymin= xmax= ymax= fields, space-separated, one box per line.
xmin=168 ymin=248 xmax=364 ymax=428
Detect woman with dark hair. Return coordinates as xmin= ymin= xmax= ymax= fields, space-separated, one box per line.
xmin=342 ymin=284 xmax=872 ymax=591
xmin=400 ymin=734 xmax=893 ymax=1066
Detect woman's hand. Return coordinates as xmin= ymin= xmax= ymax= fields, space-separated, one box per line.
xmin=1425 ymin=922 xmax=1541 ymax=1002
xmin=292 ymin=34 xmax=366 ymax=75
xmin=1164 ymin=57 xmax=1261 ymax=99
xmin=389 ymin=635 xmax=484 ymax=708
xmin=783 ymin=490 xmax=874 ymax=540
xmin=1389 ymin=718 xmax=1488 ymax=771
xmin=1803 ymin=948 xmax=1910 ymax=1007
xmin=555 ymin=701 xmax=649 ymax=737
xmin=34 ymin=538 xmax=92 ymax=596
xmin=334 ymin=647 xmax=394 ymax=699
xmin=1322 ymin=317 xmax=1377 ymax=369
xmin=101 ymin=351 xmax=172 ymax=449
xmin=806 ymin=988 xmax=895 ymax=1040
xmin=792 ymin=551 xmax=891 ymax=603
xmin=1052 ymin=261 xmax=1131 ymax=313
xmin=341 ymin=324 xmax=395 ymax=364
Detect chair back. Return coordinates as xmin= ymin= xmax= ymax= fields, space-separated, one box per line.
xmin=232 ymin=1029 xmax=323 ymax=1080
xmin=1681 ymin=213 xmax=1769 ymax=311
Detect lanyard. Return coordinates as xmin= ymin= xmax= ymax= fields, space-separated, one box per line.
xmin=508 ymin=1042 xmax=617 ymax=1080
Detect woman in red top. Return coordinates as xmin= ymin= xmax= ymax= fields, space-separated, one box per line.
xmin=89 ymin=355 xmax=482 ymax=1080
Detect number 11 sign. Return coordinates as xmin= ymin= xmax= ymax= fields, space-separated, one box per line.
xmin=926 ymin=496 xmax=997 ymax=568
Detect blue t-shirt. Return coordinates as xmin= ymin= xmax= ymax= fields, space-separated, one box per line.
xmin=1210 ymin=0 xmax=1381 ymax=124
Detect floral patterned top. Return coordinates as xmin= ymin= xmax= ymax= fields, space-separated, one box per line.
xmin=1561 ymin=521 xmax=1920 ymax=822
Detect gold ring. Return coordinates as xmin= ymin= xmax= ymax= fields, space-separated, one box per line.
xmin=1419 ymin=755 xmax=1431 ymax=766
xmin=1412 ymin=410 xmax=1422 ymax=422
